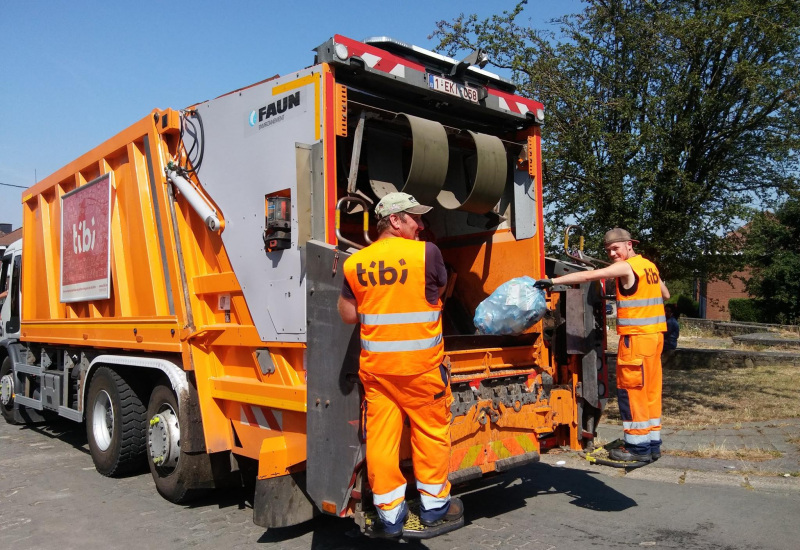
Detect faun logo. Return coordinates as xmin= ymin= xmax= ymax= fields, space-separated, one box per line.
xmin=356 ymin=259 xmax=408 ymax=287
xmin=248 ymin=91 xmax=301 ymax=128
xmin=72 ymin=218 xmax=96 ymax=254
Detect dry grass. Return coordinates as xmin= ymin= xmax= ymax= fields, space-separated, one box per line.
xmin=603 ymin=323 xmax=800 ymax=428
xmin=603 ymin=363 xmax=800 ymax=429
xmin=666 ymin=443 xmax=782 ymax=461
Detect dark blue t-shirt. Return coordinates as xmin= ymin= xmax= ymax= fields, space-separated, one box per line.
xmin=664 ymin=317 xmax=679 ymax=350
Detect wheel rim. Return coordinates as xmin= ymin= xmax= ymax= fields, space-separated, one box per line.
xmin=0 ymin=372 xmax=13 ymax=409
xmin=92 ymin=390 xmax=114 ymax=451
xmin=148 ymin=403 xmax=180 ymax=472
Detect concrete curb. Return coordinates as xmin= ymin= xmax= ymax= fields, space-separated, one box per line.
xmin=538 ymin=451 xmax=800 ymax=493
xmin=538 ymin=418 xmax=800 ymax=492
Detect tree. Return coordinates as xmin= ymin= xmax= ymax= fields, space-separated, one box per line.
xmin=740 ymin=194 xmax=800 ymax=324
xmin=432 ymin=0 xmax=800 ymax=280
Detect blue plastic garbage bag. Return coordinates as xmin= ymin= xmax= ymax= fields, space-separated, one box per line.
xmin=473 ymin=276 xmax=548 ymax=335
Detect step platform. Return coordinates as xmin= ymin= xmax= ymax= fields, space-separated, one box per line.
xmin=363 ymin=500 xmax=464 ymax=540
xmin=585 ymin=439 xmax=651 ymax=470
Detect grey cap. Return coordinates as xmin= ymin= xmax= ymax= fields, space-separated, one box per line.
xmin=603 ymin=227 xmax=639 ymax=246
xmin=374 ymin=192 xmax=433 ymax=218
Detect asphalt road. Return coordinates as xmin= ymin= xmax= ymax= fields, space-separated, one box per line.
xmin=2 ymin=418 xmax=800 ymax=550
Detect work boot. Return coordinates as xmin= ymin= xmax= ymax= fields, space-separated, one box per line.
xmin=609 ymin=446 xmax=652 ymax=463
xmin=420 ymin=497 xmax=464 ymax=527
xmin=651 ymin=448 xmax=662 ymax=461
xmin=651 ymin=442 xmax=662 ymax=461
xmin=376 ymin=501 xmax=408 ymax=538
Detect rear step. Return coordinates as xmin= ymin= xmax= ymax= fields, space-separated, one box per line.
xmin=363 ymin=500 xmax=464 ymax=540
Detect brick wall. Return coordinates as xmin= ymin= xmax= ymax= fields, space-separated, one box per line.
xmin=702 ymin=268 xmax=752 ymax=320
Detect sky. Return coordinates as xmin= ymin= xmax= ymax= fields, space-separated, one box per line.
xmin=0 ymin=0 xmax=583 ymax=230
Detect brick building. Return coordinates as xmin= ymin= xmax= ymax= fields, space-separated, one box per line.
xmin=699 ymin=268 xmax=752 ymax=321
xmin=695 ymin=222 xmax=758 ymax=321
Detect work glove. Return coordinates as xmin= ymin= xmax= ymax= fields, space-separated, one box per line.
xmin=533 ymin=278 xmax=553 ymax=290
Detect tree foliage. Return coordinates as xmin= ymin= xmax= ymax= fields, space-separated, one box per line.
xmin=432 ymin=0 xmax=800 ymax=280
xmin=740 ymin=194 xmax=800 ymax=324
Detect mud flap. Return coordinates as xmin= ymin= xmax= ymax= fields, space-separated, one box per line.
xmin=585 ymin=439 xmax=650 ymax=470
xmin=363 ymin=500 xmax=465 ymax=540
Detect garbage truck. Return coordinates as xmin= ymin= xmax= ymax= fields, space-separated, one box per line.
xmin=0 ymin=34 xmax=608 ymax=536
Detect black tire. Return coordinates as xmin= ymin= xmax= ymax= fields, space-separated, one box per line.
xmin=0 ymin=357 xmax=18 ymax=425
xmin=147 ymin=383 xmax=209 ymax=503
xmin=85 ymin=367 xmax=147 ymax=476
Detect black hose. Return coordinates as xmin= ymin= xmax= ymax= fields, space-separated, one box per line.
xmin=179 ymin=110 xmax=205 ymax=175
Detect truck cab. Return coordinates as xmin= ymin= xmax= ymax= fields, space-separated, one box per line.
xmin=0 ymin=239 xmax=22 ymax=423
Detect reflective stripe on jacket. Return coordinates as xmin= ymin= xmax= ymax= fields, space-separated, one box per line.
xmin=616 ymin=255 xmax=666 ymax=335
xmin=343 ymin=238 xmax=443 ymax=375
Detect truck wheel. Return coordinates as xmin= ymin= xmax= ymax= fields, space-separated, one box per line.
xmin=1 ymin=357 xmax=18 ymax=424
xmin=86 ymin=367 xmax=147 ymax=476
xmin=147 ymin=384 xmax=206 ymax=503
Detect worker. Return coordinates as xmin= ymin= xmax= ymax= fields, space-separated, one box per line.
xmin=535 ymin=228 xmax=669 ymax=463
xmin=338 ymin=192 xmax=464 ymax=536
xmin=663 ymin=303 xmax=680 ymax=351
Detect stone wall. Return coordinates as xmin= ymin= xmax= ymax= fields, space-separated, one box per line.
xmin=682 ymin=317 xmax=800 ymax=336
xmin=607 ymin=317 xmax=800 ymax=336
xmin=607 ymin=348 xmax=800 ymax=370
xmin=661 ymin=348 xmax=800 ymax=370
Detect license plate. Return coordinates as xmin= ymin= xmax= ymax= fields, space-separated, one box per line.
xmin=427 ymin=74 xmax=479 ymax=103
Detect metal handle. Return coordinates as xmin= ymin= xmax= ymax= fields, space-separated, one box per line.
xmin=563 ymin=225 xmax=609 ymax=268
xmin=335 ymin=196 xmax=373 ymax=250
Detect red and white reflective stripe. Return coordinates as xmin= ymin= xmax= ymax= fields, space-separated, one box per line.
xmin=489 ymin=88 xmax=543 ymax=115
xmin=333 ymin=35 xmax=426 ymax=77
xmin=498 ymin=96 xmax=530 ymax=115
xmin=359 ymin=52 xmax=406 ymax=77
xmin=239 ymin=404 xmax=282 ymax=431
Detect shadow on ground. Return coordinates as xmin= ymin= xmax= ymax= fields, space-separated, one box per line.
xmin=258 ymin=462 xmax=636 ymax=548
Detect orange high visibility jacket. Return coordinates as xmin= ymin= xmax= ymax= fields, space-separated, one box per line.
xmin=343 ymin=238 xmax=443 ymax=376
xmin=616 ymin=255 xmax=667 ymax=335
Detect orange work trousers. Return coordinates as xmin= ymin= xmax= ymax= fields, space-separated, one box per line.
xmin=360 ymin=364 xmax=452 ymax=525
xmin=616 ymin=332 xmax=663 ymax=456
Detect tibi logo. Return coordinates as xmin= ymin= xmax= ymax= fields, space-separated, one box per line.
xmin=356 ymin=259 xmax=408 ymax=287
xmin=72 ymin=218 xmax=96 ymax=254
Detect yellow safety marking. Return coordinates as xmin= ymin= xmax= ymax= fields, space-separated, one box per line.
xmin=272 ymin=73 xmax=321 ymax=142
xmin=459 ymin=444 xmax=483 ymax=469
xmin=515 ymin=433 xmax=537 ymax=453
xmin=491 ymin=440 xmax=513 ymax=460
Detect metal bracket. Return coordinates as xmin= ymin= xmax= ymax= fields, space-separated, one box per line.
xmin=256 ymin=350 xmax=276 ymax=375
xmin=347 ymin=111 xmax=367 ymax=194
